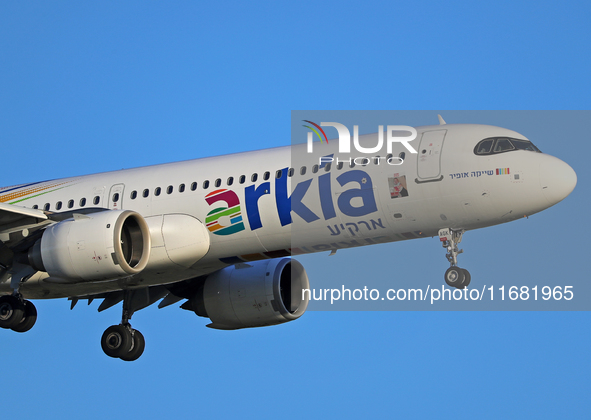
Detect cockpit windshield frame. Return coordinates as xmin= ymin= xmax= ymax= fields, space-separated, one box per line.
xmin=474 ymin=137 xmax=541 ymax=156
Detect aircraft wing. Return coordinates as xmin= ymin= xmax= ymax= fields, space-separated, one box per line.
xmin=67 ymin=278 xmax=203 ymax=314
xmin=0 ymin=202 xmax=48 ymax=223
xmin=0 ymin=203 xmax=51 ymax=245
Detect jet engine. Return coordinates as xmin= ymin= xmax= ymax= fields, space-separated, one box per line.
xmin=28 ymin=210 xmax=151 ymax=282
xmin=190 ymin=258 xmax=309 ymax=330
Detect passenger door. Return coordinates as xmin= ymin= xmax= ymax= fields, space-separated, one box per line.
xmin=416 ymin=130 xmax=446 ymax=183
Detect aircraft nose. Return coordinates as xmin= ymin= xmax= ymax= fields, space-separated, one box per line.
xmin=540 ymin=157 xmax=577 ymax=206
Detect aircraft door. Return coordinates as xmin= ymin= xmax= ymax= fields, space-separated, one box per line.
xmin=416 ymin=130 xmax=446 ymax=183
xmin=108 ymin=184 xmax=125 ymax=209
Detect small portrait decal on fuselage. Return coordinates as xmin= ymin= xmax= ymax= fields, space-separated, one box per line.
xmin=388 ymin=174 xmax=409 ymax=199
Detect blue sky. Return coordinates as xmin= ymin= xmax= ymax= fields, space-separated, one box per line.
xmin=1 ymin=1 xmax=590 ymax=418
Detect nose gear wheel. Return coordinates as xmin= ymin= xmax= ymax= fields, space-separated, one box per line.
xmin=439 ymin=228 xmax=471 ymax=289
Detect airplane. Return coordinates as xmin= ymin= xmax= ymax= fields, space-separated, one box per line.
xmin=0 ymin=117 xmax=577 ymax=361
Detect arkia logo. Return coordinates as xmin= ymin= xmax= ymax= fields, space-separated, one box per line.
xmin=204 ymin=167 xmax=379 ymax=236
xmin=205 ymin=189 xmax=245 ymax=236
xmin=304 ymin=121 xmax=418 ymax=155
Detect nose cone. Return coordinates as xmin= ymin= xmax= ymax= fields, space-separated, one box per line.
xmin=540 ymin=157 xmax=577 ymax=206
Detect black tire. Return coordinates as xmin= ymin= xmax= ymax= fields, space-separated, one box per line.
xmin=11 ymin=300 xmax=37 ymax=333
xmin=444 ymin=266 xmax=465 ymax=288
xmin=460 ymin=269 xmax=471 ymax=288
xmin=120 ymin=329 xmax=145 ymax=362
xmin=101 ymin=325 xmax=132 ymax=358
xmin=0 ymin=295 xmax=25 ymax=330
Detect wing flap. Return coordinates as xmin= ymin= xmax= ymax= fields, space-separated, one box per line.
xmin=0 ymin=202 xmax=48 ymax=223
xmin=0 ymin=203 xmax=50 ymax=243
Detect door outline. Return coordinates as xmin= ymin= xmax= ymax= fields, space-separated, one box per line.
xmin=415 ymin=130 xmax=446 ymax=183
xmin=108 ymin=184 xmax=125 ymax=209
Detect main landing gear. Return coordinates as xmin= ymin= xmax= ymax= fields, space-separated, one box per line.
xmin=0 ymin=262 xmax=38 ymax=333
xmin=439 ymin=228 xmax=471 ymax=289
xmin=0 ymin=295 xmax=37 ymax=333
xmin=100 ymin=291 xmax=145 ymax=361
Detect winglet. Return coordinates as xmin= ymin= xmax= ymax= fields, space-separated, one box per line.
xmin=438 ymin=114 xmax=447 ymax=125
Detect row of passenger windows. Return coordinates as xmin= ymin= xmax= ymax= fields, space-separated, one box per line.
xmin=32 ymin=154 xmax=402 ymax=211
xmin=126 ymin=154 xmax=402 ymax=200
xmin=33 ymin=196 xmax=97 ymax=211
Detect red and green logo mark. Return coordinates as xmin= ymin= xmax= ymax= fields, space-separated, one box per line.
xmin=302 ymin=120 xmax=329 ymax=144
xmin=205 ymin=189 xmax=245 ymax=236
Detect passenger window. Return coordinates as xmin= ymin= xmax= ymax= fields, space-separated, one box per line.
xmin=113 ymin=193 xmax=120 ymax=202
xmin=227 ymin=177 xmax=233 ymax=186
xmin=300 ymin=166 xmax=306 ymax=176
xmin=167 ymin=185 xmax=173 ymax=194
xmin=251 ymin=173 xmax=258 ymax=182
xmin=80 ymin=198 xmax=87 ymax=207
xmin=93 ymin=196 xmax=100 ymax=204
xmin=130 ymin=191 xmax=137 ymax=200
xmin=203 ymin=180 xmax=210 ymax=189
xmin=337 ymin=162 xmax=343 ymax=170
xmin=67 ymin=200 xmax=74 ymax=208
xmin=191 ymin=182 xmax=197 ymax=191
xmin=288 ymin=168 xmax=294 ymax=177
xmin=399 ymin=152 xmax=406 ymax=161
xmin=312 ymin=164 xmax=319 ymax=173
xmin=143 ymin=189 xmax=149 ymax=198
xmin=263 ymin=172 xmax=270 ymax=181
xmin=349 ymin=161 xmax=355 ymax=168
xmin=494 ymin=138 xmax=515 ymax=153
xmin=239 ymin=175 xmax=246 ymax=184
xmin=32 ymin=205 xmax=38 ymax=209
xmin=179 ymin=184 xmax=185 ymax=193
xmin=56 ymin=201 xmax=62 ymax=210
xmin=44 ymin=203 xmax=50 ymax=211
xmin=324 ymin=163 xmax=331 ymax=171
xmin=374 ymin=156 xmax=381 ymax=165
xmin=276 ymin=170 xmax=282 ymax=179
xmin=154 ymin=187 xmax=161 ymax=196
xmin=215 ymin=179 xmax=221 ymax=187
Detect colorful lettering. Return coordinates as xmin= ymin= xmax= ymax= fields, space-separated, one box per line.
xmin=205 ymin=189 xmax=245 ymax=236
xmin=204 ymin=168 xmax=378 ymax=235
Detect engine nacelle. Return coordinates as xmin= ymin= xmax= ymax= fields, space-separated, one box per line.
xmin=29 ymin=210 xmax=151 ymax=282
xmin=191 ymin=258 xmax=309 ymax=330
xmin=144 ymin=214 xmax=210 ymax=270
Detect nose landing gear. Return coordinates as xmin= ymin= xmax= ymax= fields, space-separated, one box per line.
xmin=439 ymin=228 xmax=471 ymax=289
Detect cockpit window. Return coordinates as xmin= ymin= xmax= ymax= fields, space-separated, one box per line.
xmin=494 ymin=138 xmax=514 ymax=153
xmin=474 ymin=137 xmax=542 ymax=155
xmin=476 ymin=139 xmax=494 ymax=154
xmin=511 ymin=139 xmax=541 ymax=152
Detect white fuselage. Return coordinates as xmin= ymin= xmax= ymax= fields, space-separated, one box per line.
xmin=0 ymin=124 xmax=576 ymax=299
